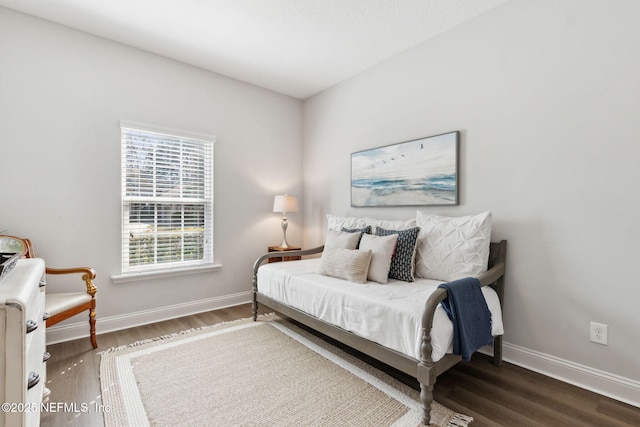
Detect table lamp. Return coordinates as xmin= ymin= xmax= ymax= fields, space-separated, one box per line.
xmin=273 ymin=194 xmax=298 ymax=249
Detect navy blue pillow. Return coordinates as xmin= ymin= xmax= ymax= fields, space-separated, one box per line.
xmin=374 ymin=226 xmax=420 ymax=282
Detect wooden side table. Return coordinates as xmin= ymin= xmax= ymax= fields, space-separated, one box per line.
xmin=268 ymin=246 xmax=302 ymax=263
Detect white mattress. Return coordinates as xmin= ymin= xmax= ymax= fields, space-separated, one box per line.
xmin=257 ymin=258 xmax=503 ymax=362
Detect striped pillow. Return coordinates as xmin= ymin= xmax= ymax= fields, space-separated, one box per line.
xmin=319 ymin=248 xmax=372 ymax=284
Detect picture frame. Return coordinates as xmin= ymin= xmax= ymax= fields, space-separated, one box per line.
xmin=351 ymin=131 xmax=459 ymax=207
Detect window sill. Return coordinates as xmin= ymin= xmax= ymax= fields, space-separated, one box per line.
xmin=110 ymin=263 xmax=223 ymax=284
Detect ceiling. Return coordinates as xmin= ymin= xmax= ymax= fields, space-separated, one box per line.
xmin=0 ymin=0 xmax=508 ymax=99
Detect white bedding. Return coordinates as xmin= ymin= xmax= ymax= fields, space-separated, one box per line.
xmin=257 ymin=258 xmax=504 ymax=362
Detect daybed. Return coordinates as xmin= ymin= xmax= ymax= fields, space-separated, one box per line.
xmin=252 ymin=212 xmax=506 ymax=425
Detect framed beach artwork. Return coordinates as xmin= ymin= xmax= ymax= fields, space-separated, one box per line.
xmin=351 ymin=131 xmax=459 ymax=207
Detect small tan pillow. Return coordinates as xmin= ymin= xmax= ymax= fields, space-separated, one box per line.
xmin=319 ymin=248 xmax=372 ymax=284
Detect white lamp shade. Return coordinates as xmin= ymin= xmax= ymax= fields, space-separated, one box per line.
xmin=273 ymin=194 xmax=298 ymax=213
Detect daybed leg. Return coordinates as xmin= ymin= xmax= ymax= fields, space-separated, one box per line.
xmin=420 ymin=383 xmax=433 ymax=426
xmin=493 ymin=335 xmax=503 ymax=367
xmin=252 ymin=273 xmax=258 ymax=321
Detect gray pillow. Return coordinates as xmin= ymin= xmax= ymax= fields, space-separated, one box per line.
xmin=324 ymin=229 xmax=361 ymax=250
xmin=341 ymin=226 xmax=371 ymax=248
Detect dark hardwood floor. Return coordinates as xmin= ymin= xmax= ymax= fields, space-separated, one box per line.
xmin=41 ymin=304 xmax=640 ymax=427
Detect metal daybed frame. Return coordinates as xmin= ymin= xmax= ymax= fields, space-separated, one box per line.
xmin=252 ymin=240 xmax=507 ymax=426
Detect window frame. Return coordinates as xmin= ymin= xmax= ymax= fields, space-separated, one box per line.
xmin=118 ymin=121 xmax=216 ymax=278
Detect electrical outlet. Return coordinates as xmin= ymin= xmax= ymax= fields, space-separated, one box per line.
xmin=590 ymin=322 xmax=608 ymax=345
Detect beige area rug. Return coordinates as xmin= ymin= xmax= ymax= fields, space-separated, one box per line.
xmin=100 ymin=314 xmax=472 ymax=427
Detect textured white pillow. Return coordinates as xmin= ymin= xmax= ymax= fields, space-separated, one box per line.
xmin=415 ymin=211 xmax=492 ymax=281
xmin=319 ymin=248 xmax=372 ymax=284
xmin=359 ymin=233 xmax=398 ymax=284
xmin=326 ymin=214 xmax=369 ymax=231
xmin=324 ymin=229 xmax=361 ymax=250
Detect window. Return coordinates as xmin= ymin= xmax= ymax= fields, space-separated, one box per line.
xmin=120 ymin=122 xmax=214 ymax=275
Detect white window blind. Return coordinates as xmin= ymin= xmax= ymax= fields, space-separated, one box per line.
xmin=121 ymin=122 xmax=214 ymax=274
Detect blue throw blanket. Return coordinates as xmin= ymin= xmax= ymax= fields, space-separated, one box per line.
xmin=438 ymin=277 xmax=493 ymax=361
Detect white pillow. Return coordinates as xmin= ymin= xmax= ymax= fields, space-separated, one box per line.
xmin=415 ymin=211 xmax=492 ymax=281
xmin=324 ymin=229 xmax=361 ymax=250
xmin=326 ymin=214 xmax=369 ymax=231
xmin=319 ymin=248 xmax=372 ymax=284
xmin=359 ymin=233 xmax=398 ymax=284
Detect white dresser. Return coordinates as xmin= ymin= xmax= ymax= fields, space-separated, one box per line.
xmin=0 ymin=258 xmax=47 ymax=427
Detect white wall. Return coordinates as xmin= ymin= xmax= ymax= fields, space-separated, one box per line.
xmin=0 ymin=8 xmax=303 ymax=336
xmin=303 ymin=0 xmax=640 ymax=405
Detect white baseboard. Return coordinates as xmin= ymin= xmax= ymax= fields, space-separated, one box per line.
xmin=503 ymin=342 xmax=640 ymax=409
xmin=47 ymin=302 xmax=640 ymax=410
xmin=45 ymin=291 xmax=252 ymax=345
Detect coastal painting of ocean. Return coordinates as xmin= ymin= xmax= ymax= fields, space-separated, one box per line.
xmin=351 ymin=131 xmax=459 ymax=207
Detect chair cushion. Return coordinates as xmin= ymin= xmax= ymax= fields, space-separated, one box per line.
xmin=45 ymin=292 xmax=92 ymax=315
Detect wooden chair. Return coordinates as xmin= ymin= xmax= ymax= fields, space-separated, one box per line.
xmin=0 ymin=235 xmax=98 ymax=348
